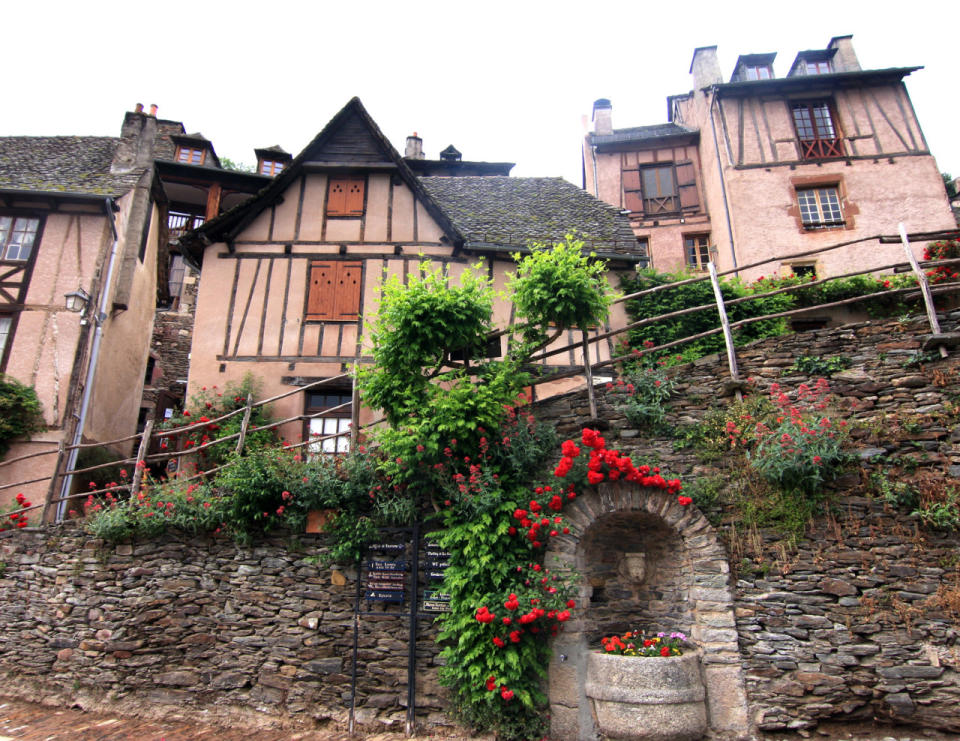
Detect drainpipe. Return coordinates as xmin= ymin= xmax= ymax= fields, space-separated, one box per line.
xmin=708 ymin=89 xmax=738 ymax=274
xmin=56 ymin=197 xmax=120 ymax=520
xmin=591 ymin=142 xmax=600 ymax=199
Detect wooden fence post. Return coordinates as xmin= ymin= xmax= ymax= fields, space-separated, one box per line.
xmin=41 ymin=441 xmax=66 ymax=523
xmin=708 ymin=262 xmax=741 ymax=382
xmin=236 ymin=393 xmax=254 ymax=455
xmin=130 ymin=419 xmax=153 ymax=495
xmin=581 ymin=330 xmax=598 ymax=421
xmin=351 ymin=364 xmax=361 ymax=451
xmin=899 ymin=223 xmax=949 ymax=358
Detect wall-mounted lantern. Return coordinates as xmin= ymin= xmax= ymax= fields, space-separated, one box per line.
xmin=64 ymin=288 xmax=92 ymax=313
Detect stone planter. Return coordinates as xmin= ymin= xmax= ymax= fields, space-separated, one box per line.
xmin=585 ymin=651 xmax=707 ymax=741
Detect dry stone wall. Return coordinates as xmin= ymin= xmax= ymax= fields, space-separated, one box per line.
xmin=0 ymin=529 xmax=451 ymax=734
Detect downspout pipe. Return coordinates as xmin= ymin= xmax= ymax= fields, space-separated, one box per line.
xmin=708 ymin=88 xmax=738 ymax=274
xmin=56 ymin=197 xmax=120 ymax=521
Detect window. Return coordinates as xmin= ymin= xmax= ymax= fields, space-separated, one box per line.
xmin=743 ymin=65 xmax=773 ymax=80
xmin=805 ymin=60 xmax=832 ymax=75
xmin=168 ymin=254 xmax=186 ymax=305
xmin=167 ymin=211 xmax=205 ymax=240
xmin=0 ymin=315 xmax=11 ymax=367
xmin=306 ymin=261 xmax=362 ymax=321
xmin=684 ymin=235 xmax=711 ymax=271
xmin=623 ymin=163 xmax=699 ymax=217
xmin=791 ymin=102 xmax=843 ymax=159
xmin=175 ymin=146 xmax=205 ymax=165
xmin=326 ymin=176 xmax=365 ymax=217
xmin=259 ymin=160 xmax=285 ymax=176
xmin=791 ymin=264 xmax=817 ymax=279
xmin=0 ymin=216 xmax=40 ymax=261
xmin=797 ymin=186 xmax=844 ymax=229
xmin=306 ymin=390 xmax=352 ymax=454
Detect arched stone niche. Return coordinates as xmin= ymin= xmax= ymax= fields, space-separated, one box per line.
xmin=545 ymin=482 xmax=751 ymax=740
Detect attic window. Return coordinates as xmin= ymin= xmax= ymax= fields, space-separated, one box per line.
xmin=743 ymin=65 xmax=773 ymax=80
xmin=805 ymin=60 xmax=832 ymax=75
xmin=176 ymin=146 xmax=205 ymax=165
xmin=326 ymin=176 xmax=365 ymax=217
xmin=260 ymin=160 xmax=285 ymax=176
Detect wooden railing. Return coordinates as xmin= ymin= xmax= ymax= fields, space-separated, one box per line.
xmin=1 ymin=224 xmax=958 ymax=526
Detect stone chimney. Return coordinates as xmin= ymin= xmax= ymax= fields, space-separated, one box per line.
xmin=592 ymin=99 xmax=613 ymax=136
xmin=690 ymin=46 xmax=722 ymax=88
xmin=827 ymin=35 xmax=861 ymax=72
xmin=111 ymin=106 xmax=158 ymax=174
xmin=405 ymin=132 xmax=424 ymax=159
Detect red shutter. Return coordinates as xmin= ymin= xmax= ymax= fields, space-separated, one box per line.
xmin=676 ymin=162 xmax=700 ymax=210
xmin=624 ymin=192 xmax=644 ymax=212
xmin=334 ymin=262 xmax=362 ymax=319
xmin=326 ymin=180 xmax=347 ymax=215
xmin=345 ymin=178 xmax=365 ymax=215
xmin=623 ymin=170 xmax=641 ymax=190
xmin=307 ymin=262 xmax=336 ymax=319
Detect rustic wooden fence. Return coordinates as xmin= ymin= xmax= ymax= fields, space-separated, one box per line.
xmin=1 ymin=224 xmax=958 ymax=524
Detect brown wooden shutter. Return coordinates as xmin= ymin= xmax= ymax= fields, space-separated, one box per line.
xmin=345 ymin=178 xmax=365 ymax=215
xmin=333 ymin=262 xmax=362 ymax=319
xmin=676 ymin=162 xmax=700 ymax=210
xmin=326 ymin=176 xmax=365 ymax=216
xmin=622 ymin=169 xmax=643 ymax=212
xmin=623 ymin=170 xmax=641 ymax=190
xmin=307 ymin=262 xmax=336 ymax=320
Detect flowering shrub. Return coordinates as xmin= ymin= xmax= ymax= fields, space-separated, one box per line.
xmin=924 ymin=239 xmax=960 ymax=284
xmin=600 ymin=630 xmax=687 ymax=657
xmin=0 ymin=375 xmax=43 ymax=458
xmin=0 ymin=493 xmax=33 ymax=531
xmin=743 ymin=379 xmax=850 ymax=497
xmin=606 ymin=349 xmax=676 ymax=431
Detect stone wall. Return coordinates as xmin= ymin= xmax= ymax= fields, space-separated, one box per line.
xmin=1 ymin=312 xmax=959 ymax=737
xmin=0 ymin=528 xmax=451 ymax=734
xmin=536 ymin=311 xmax=960 ymax=735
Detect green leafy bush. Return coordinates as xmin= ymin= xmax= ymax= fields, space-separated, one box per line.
xmin=0 ymin=375 xmax=44 ymax=457
xmin=788 ymin=354 xmax=851 ymax=377
xmin=606 ymin=362 xmax=676 ymax=432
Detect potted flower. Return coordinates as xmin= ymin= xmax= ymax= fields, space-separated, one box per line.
xmin=585 ymin=630 xmax=707 ymax=741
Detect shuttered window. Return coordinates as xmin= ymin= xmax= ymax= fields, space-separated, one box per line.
xmin=623 ymin=162 xmax=699 ymax=216
xmin=326 ymin=176 xmax=366 ymax=216
xmin=306 ymin=261 xmax=362 ymax=321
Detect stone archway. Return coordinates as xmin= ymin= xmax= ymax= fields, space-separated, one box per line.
xmin=546 ymin=482 xmax=750 ymax=740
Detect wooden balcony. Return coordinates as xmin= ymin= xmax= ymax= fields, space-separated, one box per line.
xmin=799 ymin=137 xmax=844 ymax=160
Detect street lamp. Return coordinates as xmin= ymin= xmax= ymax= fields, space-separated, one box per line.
xmin=64 ymin=288 xmax=91 ymax=313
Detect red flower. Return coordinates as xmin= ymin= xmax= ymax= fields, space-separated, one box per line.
xmin=485 ymin=676 xmax=497 ymax=691
xmin=492 ymin=637 xmax=505 ymax=648
xmin=677 ymin=495 xmax=693 ymax=506
xmin=500 ymin=686 xmax=514 ymax=701
xmin=566 ymin=599 xmax=576 ymax=608
xmin=660 ymin=646 xmax=671 ymax=657
xmin=509 ymin=630 xmax=522 ymax=643
xmin=587 ymin=471 xmax=604 ymax=485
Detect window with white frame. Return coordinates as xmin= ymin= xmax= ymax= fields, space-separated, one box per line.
xmin=684 ymin=234 xmax=711 ymax=271
xmin=0 ymin=315 xmax=11 ymax=365
xmin=305 ymin=390 xmax=352 ymax=454
xmin=797 ymin=186 xmax=844 ymax=228
xmin=0 ymin=216 xmax=40 ymax=261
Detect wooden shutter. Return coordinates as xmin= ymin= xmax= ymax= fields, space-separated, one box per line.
xmin=307 ymin=261 xmax=362 ymax=320
xmin=333 ymin=262 xmax=362 ymax=319
xmin=622 ymin=169 xmax=643 ymax=212
xmin=326 ymin=176 xmax=365 ymax=216
xmin=676 ymin=162 xmax=700 ymax=210
xmin=307 ymin=262 xmax=336 ymax=319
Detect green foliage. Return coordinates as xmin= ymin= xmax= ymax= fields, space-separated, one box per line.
xmin=509 ymin=236 xmax=612 ymax=336
xmin=607 ymin=364 xmax=676 ymax=432
xmin=0 ymin=375 xmax=44 ymax=457
xmin=913 ymin=496 xmax=960 ymax=530
xmin=219 ymin=156 xmax=256 ymax=173
xmin=621 ymin=269 xmax=793 ymax=363
xmin=788 ymin=354 xmax=851 ymax=377
xmin=673 ymin=394 xmax=774 ymax=462
xmin=214 ymin=448 xmax=301 ymax=539
xmin=869 ymin=472 xmax=918 ymax=510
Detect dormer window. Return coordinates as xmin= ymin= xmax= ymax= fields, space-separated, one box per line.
xmin=743 ymin=65 xmax=773 ymax=80
xmin=805 ymin=60 xmax=832 ymax=75
xmin=176 ymin=146 xmax=206 ymax=165
xmin=259 ymin=160 xmax=285 ymax=176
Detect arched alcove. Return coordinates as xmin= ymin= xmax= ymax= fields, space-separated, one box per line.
xmin=545 ymin=482 xmax=750 ymax=740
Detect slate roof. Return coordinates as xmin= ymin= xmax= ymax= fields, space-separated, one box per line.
xmin=0 ymin=136 xmax=141 ymax=197
xmin=419 ymin=176 xmax=642 ymax=258
xmin=589 ymin=123 xmax=698 ymax=148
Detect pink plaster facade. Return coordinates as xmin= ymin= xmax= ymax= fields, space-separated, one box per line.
xmin=185 ymin=100 xmax=635 ymax=449
xmin=584 ymin=37 xmax=956 ymax=281
xmin=1 ymin=124 xmax=163 ymax=514
xmin=189 ymin=169 xmax=628 ymax=443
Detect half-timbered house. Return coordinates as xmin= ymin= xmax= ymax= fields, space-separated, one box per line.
xmin=179 ymin=98 xmax=642 ymax=448
xmin=583 ymin=35 xmax=956 ymax=278
xmin=0 ymin=109 xmax=166 ymax=511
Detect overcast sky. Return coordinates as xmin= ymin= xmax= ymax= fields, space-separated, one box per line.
xmin=4 ymin=1 xmax=957 ymax=190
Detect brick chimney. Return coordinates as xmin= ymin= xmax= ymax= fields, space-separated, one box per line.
xmin=690 ymin=46 xmax=722 ymax=88
xmin=111 ymin=106 xmax=158 ymax=174
xmin=827 ymin=35 xmax=861 ymax=72
xmin=592 ymin=99 xmax=613 ymax=136
xmin=405 ymin=132 xmax=424 ymax=159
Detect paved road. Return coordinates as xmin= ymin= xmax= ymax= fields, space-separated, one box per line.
xmin=0 ymin=698 xmax=471 ymax=741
